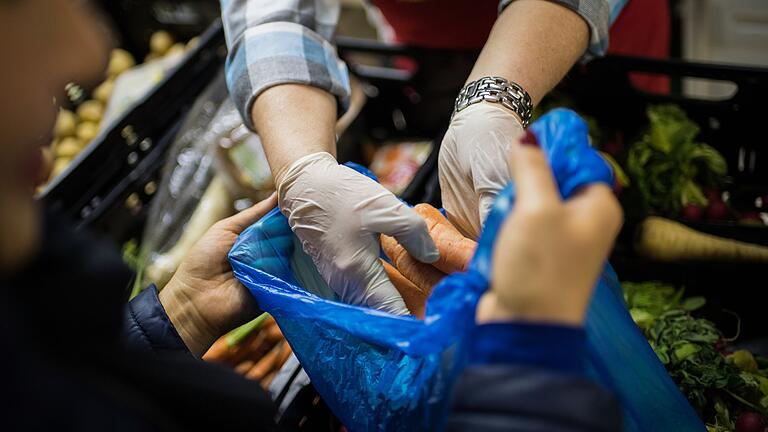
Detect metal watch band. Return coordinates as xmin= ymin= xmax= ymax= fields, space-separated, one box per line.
xmin=452 ymin=76 xmax=534 ymax=127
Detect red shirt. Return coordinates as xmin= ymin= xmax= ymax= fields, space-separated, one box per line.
xmin=370 ymin=0 xmax=670 ymax=92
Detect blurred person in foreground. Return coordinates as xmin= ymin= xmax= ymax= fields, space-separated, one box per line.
xmin=0 ymin=1 xmax=622 ymax=431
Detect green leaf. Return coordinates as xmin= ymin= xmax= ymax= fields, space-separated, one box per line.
xmin=682 ymin=296 xmax=706 ymax=312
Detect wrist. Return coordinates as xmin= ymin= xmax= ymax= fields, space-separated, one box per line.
xmin=274 ymin=151 xmax=337 ymax=192
xmin=159 ymin=278 xmax=220 ymax=357
xmin=477 ymin=290 xmax=586 ymax=327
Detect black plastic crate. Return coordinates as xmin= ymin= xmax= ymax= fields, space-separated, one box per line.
xmin=41 ymin=21 xmax=226 ymax=246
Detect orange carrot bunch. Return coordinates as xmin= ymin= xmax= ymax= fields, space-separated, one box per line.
xmin=203 ymin=314 xmax=293 ymax=390
xmin=381 ymin=204 xmax=477 ymax=318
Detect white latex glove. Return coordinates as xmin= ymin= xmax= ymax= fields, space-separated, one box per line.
xmin=275 ymin=152 xmax=439 ymax=315
xmin=439 ymin=102 xmax=525 ymax=239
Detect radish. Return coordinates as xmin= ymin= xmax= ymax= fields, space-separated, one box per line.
xmin=706 ymin=200 xmax=729 ymax=221
xmin=735 ymin=412 xmax=768 ymax=432
xmin=680 ymin=204 xmax=703 ymax=221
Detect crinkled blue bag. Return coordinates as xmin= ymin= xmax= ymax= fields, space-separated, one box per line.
xmin=229 ymin=108 xmax=703 ymax=432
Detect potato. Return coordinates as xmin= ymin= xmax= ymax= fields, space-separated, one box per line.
xmin=149 ymin=30 xmax=174 ymax=55
xmin=51 ymin=157 xmax=72 ymax=179
xmin=76 ymin=122 xmax=99 ymax=143
xmin=166 ymin=42 xmax=186 ymax=58
xmin=53 ymin=109 xmax=77 ymax=138
xmin=186 ymin=36 xmax=200 ymax=50
xmin=56 ymin=137 xmax=83 ymax=158
xmin=107 ymin=48 xmax=135 ymax=77
xmin=93 ymin=79 xmax=114 ymax=104
xmin=76 ymin=100 xmax=103 ymax=123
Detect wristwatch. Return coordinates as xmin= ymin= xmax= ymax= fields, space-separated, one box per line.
xmin=453 ymin=76 xmax=534 ymax=127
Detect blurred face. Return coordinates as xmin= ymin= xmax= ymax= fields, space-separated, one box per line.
xmin=0 ymin=0 xmax=110 ymax=272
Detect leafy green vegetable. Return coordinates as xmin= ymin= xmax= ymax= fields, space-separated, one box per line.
xmin=625 ymin=104 xmax=727 ymax=215
xmin=623 ymin=281 xmax=768 ymax=430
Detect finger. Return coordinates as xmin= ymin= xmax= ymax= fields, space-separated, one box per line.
xmin=566 ymin=184 xmax=624 ymax=240
xmin=360 ymin=261 xmax=411 ymax=315
xmin=330 ymin=250 xmax=411 ymax=315
xmin=365 ymin=197 xmax=439 ymax=264
xmin=223 ymin=193 xmax=278 ymax=233
xmin=508 ymin=131 xmax=561 ymax=209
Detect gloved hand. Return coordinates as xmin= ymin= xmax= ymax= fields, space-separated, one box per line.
xmin=439 ymin=103 xmax=524 ymax=239
xmin=275 ymin=152 xmax=439 ymax=315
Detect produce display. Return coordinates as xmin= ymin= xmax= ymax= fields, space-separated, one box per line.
xmin=625 ymin=105 xmax=727 ymax=219
xmin=203 ymin=314 xmax=293 ymax=390
xmin=623 ymin=281 xmax=768 ymax=432
xmin=45 ymin=31 xmax=197 ymax=187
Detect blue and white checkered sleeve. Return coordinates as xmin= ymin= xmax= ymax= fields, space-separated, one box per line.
xmin=220 ymin=0 xmax=350 ymax=130
xmin=499 ymin=0 xmax=629 ymax=60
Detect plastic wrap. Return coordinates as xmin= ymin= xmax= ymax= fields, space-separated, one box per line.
xmin=229 ymin=108 xmax=703 ymax=431
xmin=138 ymin=72 xmax=241 ymax=290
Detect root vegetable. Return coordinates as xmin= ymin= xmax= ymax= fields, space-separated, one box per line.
xmin=234 ymin=359 xmax=255 ymax=375
xmin=76 ymin=100 xmax=104 ymax=123
xmin=381 ymin=234 xmax=446 ymax=291
xmin=637 ymin=216 xmax=768 ymax=262
xmin=186 ymin=37 xmax=200 ymax=50
xmin=382 ymin=260 xmax=427 ymax=318
xmin=149 ymin=30 xmax=174 ymax=55
xmin=50 ymin=157 xmax=71 ymax=179
xmin=145 ymin=176 xmax=232 ymax=288
xmin=166 ymin=43 xmax=186 ymax=58
xmin=53 ymin=109 xmax=77 ymax=137
xmin=93 ymin=79 xmax=114 ymax=104
xmin=76 ymin=121 xmax=99 ymax=143
xmin=680 ymin=204 xmax=702 ymax=222
xmin=246 ymin=342 xmax=284 ymax=381
xmin=107 ymin=49 xmax=135 ymax=77
xmin=55 ymin=137 xmax=83 ymax=158
xmin=414 ymin=204 xmax=476 ymax=273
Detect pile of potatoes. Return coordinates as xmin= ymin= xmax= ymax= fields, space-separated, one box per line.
xmin=46 ymin=31 xmax=199 ymax=184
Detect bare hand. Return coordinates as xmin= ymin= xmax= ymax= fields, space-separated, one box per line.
xmin=160 ymin=194 xmax=277 ymax=356
xmin=477 ymin=133 xmax=623 ymax=326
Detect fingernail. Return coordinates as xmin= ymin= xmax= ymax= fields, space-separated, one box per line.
xmin=520 ymin=130 xmax=539 ymax=147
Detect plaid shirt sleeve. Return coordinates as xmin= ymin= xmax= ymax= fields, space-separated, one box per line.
xmin=220 ymin=0 xmax=350 ymax=130
xmin=499 ymin=0 xmax=629 ymax=60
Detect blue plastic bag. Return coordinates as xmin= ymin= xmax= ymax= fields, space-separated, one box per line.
xmin=229 ymin=108 xmax=703 ymax=431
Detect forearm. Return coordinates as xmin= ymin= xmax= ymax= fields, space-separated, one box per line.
xmin=468 ymin=0 xmax=589 ymax=105
xmin=251 ymin=84 xmax=338 ymax=176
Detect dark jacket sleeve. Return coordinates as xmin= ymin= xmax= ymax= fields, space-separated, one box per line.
xmin=448 ymin=365 xmax=622 ymax=432
xmin=448 ymin=323 xmax=623 ymax=431
xmin=123 ymin=285 xmax=191 ymax=356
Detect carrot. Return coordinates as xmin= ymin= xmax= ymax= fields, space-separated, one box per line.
xmin=637 ymin=216 xmax=768 ymax=262
xmin=261 ymin=370 xmax=278 ymax=390
xmin=274 ymin=342 xmax=293 ymax=371
xmin=381 ymin=234 xmax=446 ymax=291
xmin=382 ymin=260 xmax=428 ymax=318
xmin=202 ymin=335 xmax=231 ymax=363
xmin=234 ymin=359 xmax=255 ymax=375
xmin=246 ymin=342 xmax=284 ymax=381
xmin=264 ymin=320 xmax=284 ymax=344
xmin=414 ymin=204 xmax=476 ymax=273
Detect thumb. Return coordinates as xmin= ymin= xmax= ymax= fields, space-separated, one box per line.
xmin=360 ymin=261 xmax=411 ymax=315
xmin=477 ymin=191 xmax=500 ymax=235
